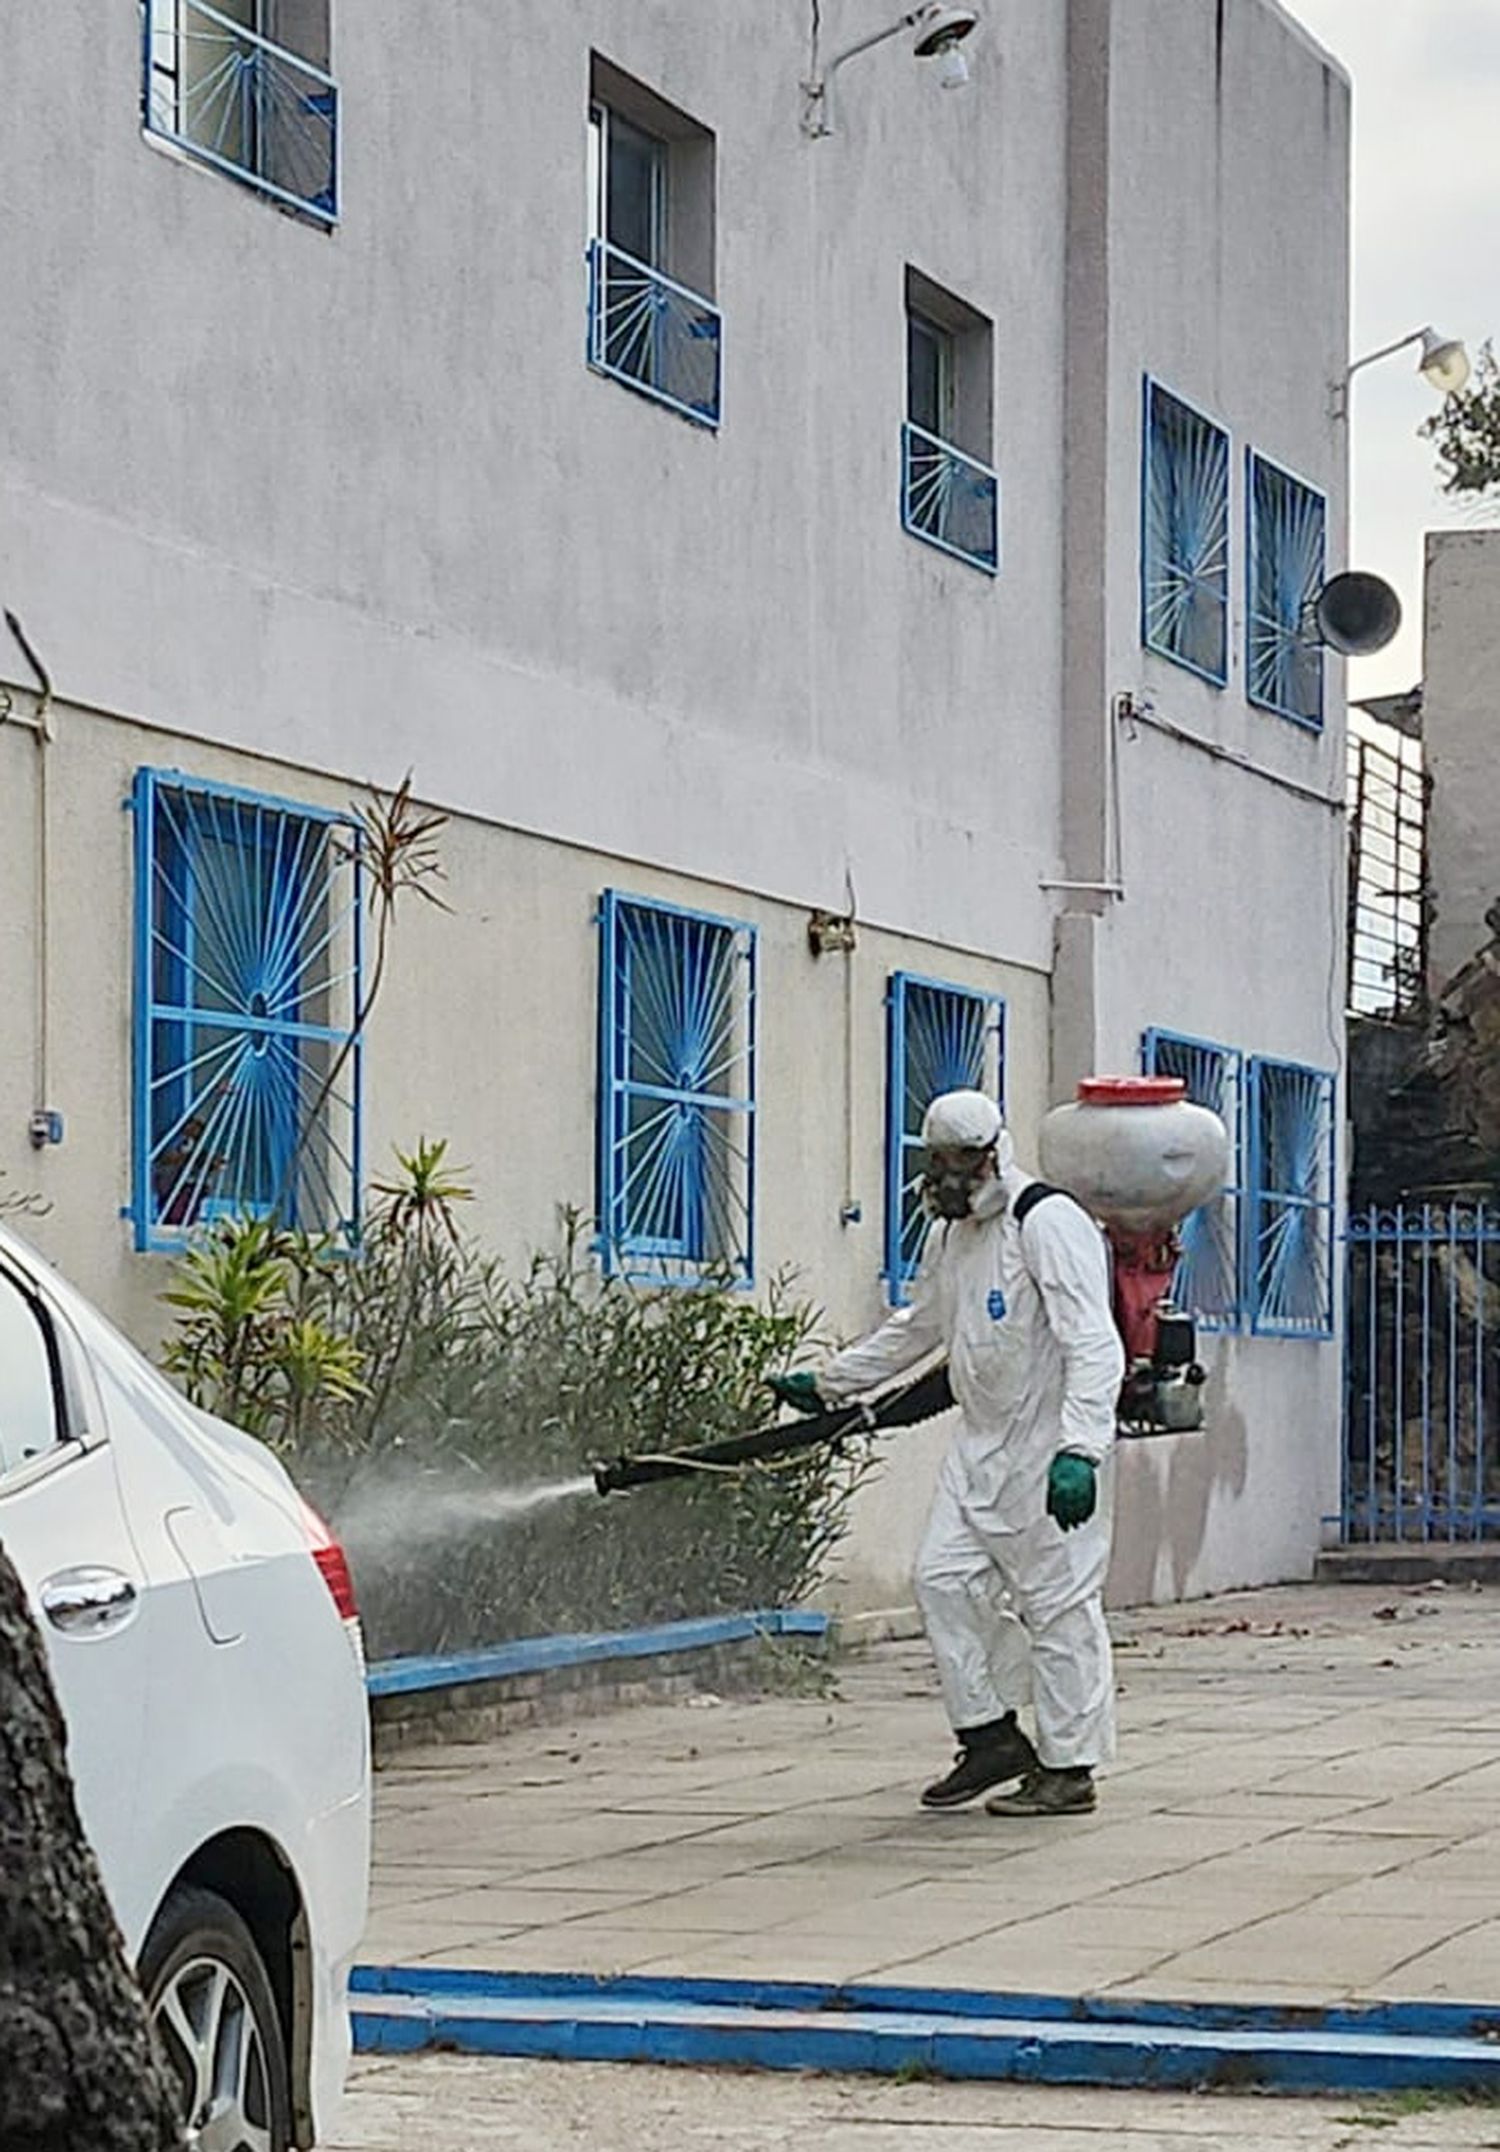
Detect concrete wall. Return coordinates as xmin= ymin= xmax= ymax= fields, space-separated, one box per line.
xmin=1064 ymin=0 xmax=1351 ymax=1600
xmin=1423 ymin=531 xmax=1500 ymax=997
xmin=0 ymin=0 xmax=1352 ymax=1611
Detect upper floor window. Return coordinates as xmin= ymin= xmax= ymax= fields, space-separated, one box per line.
xmin=130 ymin=769 xmax=362 ymax=1251
xmin=596 ymin=891 xmax=756 ymax=1285
xmin=1141 ymin=380 xmax=1230 ymax=685
xmin=1246 ymin=1056 xmax=1336 ymax=1338
xmin=586 ymin=59 xmax=720 ymax=428
xmin=902 ymin=270 xmax=999 ymax=575
xmin=885 ymin=973 xmax=1005 ymax=1302
xmin=143 ymin=0 xmax=338 ymax=226
xmin=1247 ymin=451 xmax=1327 ymax=731
xmin=1141 ymin=1028 xmax=1244 ymax=1330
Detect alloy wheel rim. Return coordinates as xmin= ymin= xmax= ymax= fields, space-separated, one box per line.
xmin=152 ymin=1953 xmax=275 ymax=2152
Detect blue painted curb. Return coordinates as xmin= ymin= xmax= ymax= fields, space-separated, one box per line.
xmin=350 ymin=1967 xmax=1500 ymax=2094
xmin=366 ymin=1608 xmax=828 ymax=1698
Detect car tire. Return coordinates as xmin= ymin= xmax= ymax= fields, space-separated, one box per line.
xmin=139 ymin=1884 xmax=293 ymax=2152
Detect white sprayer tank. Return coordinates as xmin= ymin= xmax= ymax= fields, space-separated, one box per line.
xmin=1038 ymin=1077 xmax=1229 ymax=1236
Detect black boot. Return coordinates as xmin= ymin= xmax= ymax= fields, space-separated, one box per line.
xmin=920 ymin=1712 xmax=1038 ymax=1809
xmin=984 ymin=1765 xmax=1096 ymax=1817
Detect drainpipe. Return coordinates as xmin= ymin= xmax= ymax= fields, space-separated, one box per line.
xmin=2 ymin=611 xmax=60 ymax=1151
xmin=1052 ymin=0 xmax=1119 ymax=1101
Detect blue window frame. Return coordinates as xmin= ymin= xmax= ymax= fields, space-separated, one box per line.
xmin=1247 ymin=450 xmax=1327 ymax=730
xmin=885 ymin=974 xmax=1005 ymax=1302
xmin=586 ymin=94 xmax=720 ymax=429
xmin=596 ymin=891 xmax=756 ymax=1284
xmin=129 ymin=769 xmax=362 ymax=1252
xmin=1141 ymin=379 xmax=1230 ymax=684
xmin=1141 ymin=1028 xmax=1245 ymax=1330
xmin=142 ymin=0 xmax=338 ymax=226
xmin=1246 ymin=1057 xmax=1336 ymax=1337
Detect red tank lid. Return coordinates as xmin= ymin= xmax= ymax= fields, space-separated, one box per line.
xmin=1076 ymin=1076 xmax=1186 ymax=1107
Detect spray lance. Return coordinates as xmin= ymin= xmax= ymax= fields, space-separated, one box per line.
xmin=592 ymin=1360 xmax=955 ymax=1495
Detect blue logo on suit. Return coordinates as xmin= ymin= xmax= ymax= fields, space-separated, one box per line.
xmin=987 ymin=1289 xmax=1007 ymax=1321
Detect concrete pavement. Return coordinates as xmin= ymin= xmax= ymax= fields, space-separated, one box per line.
xmin=332 ymin=2054 xmax=1500 ymax=2150
xmin=361 ymin=1581 xmax=1500 ymax=2010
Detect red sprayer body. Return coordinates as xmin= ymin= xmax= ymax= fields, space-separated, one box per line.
xmin=1040 ymin=1076 xmax=1230 ymax=1434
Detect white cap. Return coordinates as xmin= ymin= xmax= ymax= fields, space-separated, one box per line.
xmin=921 ymin=1089 xmax=1002 ymax=1151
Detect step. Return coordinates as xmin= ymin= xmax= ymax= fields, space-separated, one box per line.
xmin=351 ymin=1967 xmax=1500 ymax=2096
xmin=1316 ymin=1543 xmax=1500 ymax=1585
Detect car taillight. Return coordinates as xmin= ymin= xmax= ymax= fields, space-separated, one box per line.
xmin=312 ymin=1540 xmax=359 ymax=1623
xmin=298 ymin=1498 xmax=361 ymax=1628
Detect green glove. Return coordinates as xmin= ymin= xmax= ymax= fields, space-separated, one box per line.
xmin=767 ymin=1371 xmax=824 ymax=1417
xmin=1046 ymin=1452 xmax=1097 ymax=1531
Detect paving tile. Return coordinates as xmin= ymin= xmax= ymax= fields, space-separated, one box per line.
xmin=1153 ymin=1910 xmax=1470 ymax=1989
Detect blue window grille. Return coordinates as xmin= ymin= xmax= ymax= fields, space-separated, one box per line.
xmin=143 ymin=0 xmax=339 ymax=226
xmin=129 ymin=770 xmax=362 ymax=1252
xmin=1247 ymin=450 xmax=1327 ymax=730
xmin=901 ymin=423 xmax=1000 ymax=576
xmin=586 ymin=240 xmax=722 ymax=429
xmin=1246 ymin=1056 xmax=1336 ymax=1338
xmin=1141 ymin=379 xmax=1229 ymax=684
xmin=1141 ymin=1028 xmax=1245 ymax=1330
xmin=596 ymin=892 xmax=756 ymax=1284
xmin=885 ymin=974 xmax=1005 ymax=1301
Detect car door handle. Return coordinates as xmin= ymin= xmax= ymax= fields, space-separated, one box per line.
xmin=40 ymin=1566 xmax=140 ymax=1637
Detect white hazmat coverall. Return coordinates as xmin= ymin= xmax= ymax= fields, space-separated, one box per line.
xmin=818 ymin=1132 xmax=1125 ymax=1768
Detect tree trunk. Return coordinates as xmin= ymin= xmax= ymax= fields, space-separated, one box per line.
xmin=0 ymin=1540 xmax=182 ymax=2152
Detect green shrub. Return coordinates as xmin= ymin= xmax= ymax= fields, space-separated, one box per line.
xmin=159 ymin=1145 xmax=870 ymax=1660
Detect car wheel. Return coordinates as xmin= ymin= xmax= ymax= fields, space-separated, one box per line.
xmin=139 ymin=1884 xmax=293 ymax=2152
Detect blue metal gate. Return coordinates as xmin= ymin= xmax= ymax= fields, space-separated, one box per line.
xmin=1343 ymin=1203 xmax=1500 ymax=1541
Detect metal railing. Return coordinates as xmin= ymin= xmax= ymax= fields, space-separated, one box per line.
xmin=143 ymin=0 xmax=339 ymax=226
xmin=1347 ymin=724 xmax=1428 ymax=1020
xmin=586 ymin=240 xmax=722 ymax=429
xmin=1343 ymin=1203 xmax=1500 ymax=1541
xmin=901 ymin=422 xmax=999 ymax=575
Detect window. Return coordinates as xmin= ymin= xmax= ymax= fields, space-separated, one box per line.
xmin=130 ymin=769 xmax=362 ymax=1251
xmin=1246 ymin=1057 xmax=1336 ymax=1337
xmin=1141 ymin=380 xmax=1230 ymax=684
xmin=1247 ymin=451 xmax=1327 ymax=730
xmin=885 ymin=974 xmax=1005 ymax=1301
xmin=1141 ymin=1029 xmax=1245 ymax=1329
xmin=596 ymin=891 xmax=756 ymax=1284
xmin=143 ymin=1 xmax=338 ymax=224
xmin=0 ymin=1274 xmax=61 ymax=1479
xmin=587 ymin=59 xmax=720 ymax=428
xmin=902 ymin=269 xmax=998 ymax=574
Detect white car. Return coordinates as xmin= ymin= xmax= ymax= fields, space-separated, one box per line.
xmin=0 ymin=1224 xmax=371 ymax=2151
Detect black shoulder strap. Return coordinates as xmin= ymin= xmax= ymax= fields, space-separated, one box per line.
xmin=1012 ymin=1180 xmax=1066 ymax=1228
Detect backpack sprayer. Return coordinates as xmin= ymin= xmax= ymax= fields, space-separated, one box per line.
xmin=592 ymin=1078 xmax=1230 ymax=1495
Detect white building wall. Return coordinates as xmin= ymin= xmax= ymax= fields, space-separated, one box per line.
xmin=0 ymin=0 xmax=1350 ymax=1613
xmin=1060 ymin=0 xmax=1350 ymax=1600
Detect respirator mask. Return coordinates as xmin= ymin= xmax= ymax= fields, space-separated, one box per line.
xmin=921 ymin=1146 xmax=996 ymax=1221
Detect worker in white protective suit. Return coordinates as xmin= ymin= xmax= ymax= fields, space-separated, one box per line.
xmin=769 ymin=1089 xmax=1124 ymax=1816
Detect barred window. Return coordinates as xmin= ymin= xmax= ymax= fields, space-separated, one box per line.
xmin=596 ymin=891 xmax=756 ymax=1284
xmin=131 ymin=769 xmax=361 ymax=1250
xmin=1247 ymin=450 xmax=1327 ymax=729
xmin=885 ymin=974 xmax=1004 ymax=1302
xmin=1246 ymin=1057 xmax=1336 ymax=1337
xmin=1141 ymin=379 xmax=1230 ymax=684
xmin=1141 ymin=1029 xmax=1244 ymax=1329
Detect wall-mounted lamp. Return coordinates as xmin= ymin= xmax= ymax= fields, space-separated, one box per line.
xmin=802 ymin=4 xmax=979 ymax=139
xmin=1331 ymin=324 xmax=1470 ymax=421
